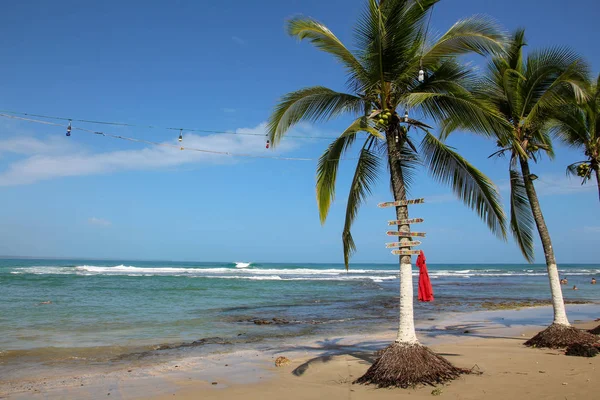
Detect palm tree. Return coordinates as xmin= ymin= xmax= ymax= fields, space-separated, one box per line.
xmin=442 ymin=30 xmax=597 ymax=348
xmin=268 ymin=0 xmax=508 ymax=388
xmin=551 ymin=74 xmax=600 ymax=201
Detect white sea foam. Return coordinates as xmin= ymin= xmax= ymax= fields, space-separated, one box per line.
xmin=10 ymin=265 xmax=600 ymax=282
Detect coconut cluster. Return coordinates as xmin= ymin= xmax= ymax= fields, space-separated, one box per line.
xmin=373 ymin=109 xmax=394 ymax=129
xmin=576 ymin=163 xmax=590 ymax=177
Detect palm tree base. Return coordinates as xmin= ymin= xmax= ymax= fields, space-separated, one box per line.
xmin=524 ymin=323 xmax=599 ymax=348
xmin=588 ymin=325 xmax=600 ymax=335
xmin=354 ymin=343 xmax=468 ymax=388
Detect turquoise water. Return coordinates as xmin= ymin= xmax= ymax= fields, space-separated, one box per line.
xmin=1 ymin=258 xmax=599 ymax=375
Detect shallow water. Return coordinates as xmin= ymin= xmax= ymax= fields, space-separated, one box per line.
xmin=1 ymin=258 xmax=599 ymax=380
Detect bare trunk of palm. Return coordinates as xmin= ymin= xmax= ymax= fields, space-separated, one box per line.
xmin=355 ymin=125 xmax=466 ymax=388
xmin=519 ymin=157 xmax=569 ymax=326
xmin=520 ymin=158 xmax=597 ymax=348
xmin=595 ymin=166 xmax=600 ymax=202
xmin=387 ymin=136 xmax=418 ymax=344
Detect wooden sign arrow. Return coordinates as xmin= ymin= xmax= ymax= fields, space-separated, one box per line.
xmin=391 ymin=249 xmax=422 ymax=256
xmin=388 ymin=218 xmax=424 ymax=226
xmin=378 ymin=198 xmax=424 ymax=208
xmin=386 ymin=241 xmax=421 ymax=248
xmin=386 ymin=231 xmax=426 ymax=237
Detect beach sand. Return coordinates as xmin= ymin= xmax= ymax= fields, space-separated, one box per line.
xmin=146 ymin=322 xmax=600 ymax=400
xmin=3 ymin=309 xmax=599 ymax=400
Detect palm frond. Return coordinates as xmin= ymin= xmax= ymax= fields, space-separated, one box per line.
xmin=267 ymin=86 xmax=364 ymax=146
xmin=342 ymin=136 xmax=381 ymax=268
xmin=421 ymin=15 xmax=506 ymax=63
xmin=522 ymin=47 xmax=590 ymax=125
xmin=421 ymin=131 xmax=507 ymax=238
xmin=509 ymin=169 xmax=535 ymax=262
xmin=316 ymin=117 xmax=381 ymax=224
xmin=288 ymin=17 xmax=368 ymax=91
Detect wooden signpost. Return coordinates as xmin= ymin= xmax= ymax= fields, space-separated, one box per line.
xmin=391 ymin=249 xmax=422 ymax=256
xmin=386 ymin=241 xmax=421 ymax=248
xmin=387 ymin=218 xmax=424 ymax=226
xmin=386 ymin=231 xmax=426 ymax=237
xmin=378 ymin=198 xmax=424 ymax=208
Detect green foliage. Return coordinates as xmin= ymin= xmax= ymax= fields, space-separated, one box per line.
xmin=268 ymin=0 xmax=509 ymax=266
xmin=442 ymin=29 xmax=590 ymax=261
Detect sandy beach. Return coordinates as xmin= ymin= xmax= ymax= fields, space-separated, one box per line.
xmin=3 ymin=306 xmax=599 ymax=400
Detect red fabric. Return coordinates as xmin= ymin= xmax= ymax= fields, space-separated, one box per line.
xmin=417 ymin=250 xmax=434 ymax=302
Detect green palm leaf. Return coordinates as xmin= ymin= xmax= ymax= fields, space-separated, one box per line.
xmin=288 ymin=17 xmax=368 ymax=90
xmin=421 ymin=16 xmax=506 ymax=63
xmin=267 ymin=86 xmax=364 ymax=146
xmin=421 ymin=131 xmax=507 ymax=238
xmin=342 ymin=136 xmax=381 ymax=268
xmin=316 ymin=118 xmax=382 ymax=224
xmin=509 ymin=169 xmax=535 ymax=262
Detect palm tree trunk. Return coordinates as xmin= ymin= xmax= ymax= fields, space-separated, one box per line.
xmin=594 ymin=166 xmax=600 ymax=202
xmin=519 ymin=157 xmax=569 ymax=326
xmin=385 ymin=129 xmax=418 ymax=344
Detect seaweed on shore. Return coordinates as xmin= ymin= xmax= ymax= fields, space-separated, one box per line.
xmin=588 ymin=324 xmax=600 ymax=335
xmin=524 ymin=324 xmax=599 ymax=349
xmin=354 ymin=343 xmax=469 ymax=388
xmin=565 ymin=343 xmax=599 ymax=357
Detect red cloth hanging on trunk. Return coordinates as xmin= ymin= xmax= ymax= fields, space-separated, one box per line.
xmin=417 ymin=250 xmax=434 ymax=302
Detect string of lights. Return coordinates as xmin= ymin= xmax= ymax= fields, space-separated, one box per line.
xmin=0 ymin=109 xmax=341 ymax=140
xmin=0 ymin=113 xmax=362 ymax=162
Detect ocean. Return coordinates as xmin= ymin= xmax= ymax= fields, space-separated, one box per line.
xmin=1 ymin=259 xmax=599 ymax=382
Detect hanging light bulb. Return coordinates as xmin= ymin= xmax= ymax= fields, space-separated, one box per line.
xmin=178 ymin=129 xmax=183 ymax=142
xmin=418 ymin=69 xmax=425 ymax=82
xmin=66 ymin=120 xmax=72 ymax=137
xmin=395 ymin=133 xmax=399 ymax=143
xmin=404 ymin=111 xmax=409 ymax=123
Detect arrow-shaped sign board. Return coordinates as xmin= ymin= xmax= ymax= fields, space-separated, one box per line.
xmin=386 ymin=231 xmax=426 ymax=237
xmin=378 ymin=198 xmax=424 ymax=208
xmin=386 ymin=241 xmax=421 ymax=248
xmin=391 ymin=249 xmax=422 ymax=256
xmin=388 ymin=218 xmax=424 ymax=226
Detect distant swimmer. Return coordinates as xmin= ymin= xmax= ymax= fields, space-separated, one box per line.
xmin=572 ymin=285 xmax=578 ymax=291
xmin=592 ymin=278 xmax=597 ymax=285
xmin=38 ymin=300 xmax=52 ymax=305
xmin=560 ymin=278 xmax=568 ymax=285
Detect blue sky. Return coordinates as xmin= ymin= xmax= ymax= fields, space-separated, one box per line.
xmin=0 ymin=0 xmax=599 ymax=264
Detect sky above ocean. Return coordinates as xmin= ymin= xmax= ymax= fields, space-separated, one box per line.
xmin=0 ymin=0 xmax=598 ymax=264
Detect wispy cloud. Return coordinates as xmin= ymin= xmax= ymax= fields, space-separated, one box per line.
xmin=231 ymin=36 xmax=245 ymax=45
xmin=88 ymin=217 xmax=111 ymax=226
xmin=497 ymin=174 xmax=595 ymax=197
xmin=222 ymin=108 xmax=236 ymax=113
xmin=582 ymin=226 xmax=600 ymax=233
xmin=0 ymin=122 xmax=313 ymax=186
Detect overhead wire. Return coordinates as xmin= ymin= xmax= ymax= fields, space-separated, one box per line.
xmin=0 ymin=113 xmax=362 ymax=162
xmin=0 ymin=109 xmax=341 ymax=140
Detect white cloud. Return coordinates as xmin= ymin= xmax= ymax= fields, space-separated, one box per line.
xmin=89 ymin=217 xmax=111 ymax=226
xmin=231 ymin=36 xmax=246 ymax=45
xmin=495 ymin=173 xmax=595 ymax=197
xmin=0 ymin=122 xmax=313 ymax=186
xmin=582 ymin=226 xmax=600 ymax=233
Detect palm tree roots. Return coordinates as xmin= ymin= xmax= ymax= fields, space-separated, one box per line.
xmin=588 ymin=325 xmax=600 ymax=335
xmin=524 ymin=323 xmax=599 ymax=348
xmin=354 ymin=343 xmax=468 ymax=388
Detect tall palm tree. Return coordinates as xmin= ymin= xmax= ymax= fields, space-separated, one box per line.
xmin=268 ymin=0 xmax=508 ymax=388
xmin=551 ymin=74 xmax=600 ymax=201
xmin=442 ymin=30 xmax=597 ymax=348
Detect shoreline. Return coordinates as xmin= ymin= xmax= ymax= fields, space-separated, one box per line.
xmin=2 ymin=304 xmax=599 ymax=399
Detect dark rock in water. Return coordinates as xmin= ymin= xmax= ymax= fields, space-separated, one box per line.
xmin=253 ymin=319 xmax=272 ymax=325
xmin=155 ymin=336 xmax=231 ymax=351
xmin=250 ymin=317 xmax=291 ymax=325
xmin=272 ymin=317 xmax=289 ymax=324
xmin=565 ymin=343 xmax=599 ymax=357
